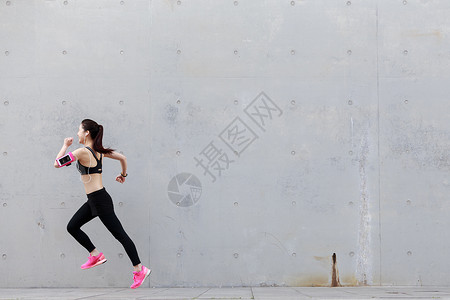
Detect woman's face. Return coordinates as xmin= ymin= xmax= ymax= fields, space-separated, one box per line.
xmin=77 ymin=124 xmax=87 ymax=144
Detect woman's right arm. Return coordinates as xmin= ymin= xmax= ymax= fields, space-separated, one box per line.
xmin=104 ymin=151 xmax=127 ymax=183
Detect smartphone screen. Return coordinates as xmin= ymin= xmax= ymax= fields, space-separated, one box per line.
xmin=59 ymin=154 xmax=72 ymax=165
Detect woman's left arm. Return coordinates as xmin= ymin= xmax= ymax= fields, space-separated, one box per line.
xmin=54 ymin=137 xmax=74 ymax=168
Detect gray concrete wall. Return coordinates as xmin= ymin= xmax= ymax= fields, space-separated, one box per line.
xmin=1 ymin=0 xmax=449 ymax=288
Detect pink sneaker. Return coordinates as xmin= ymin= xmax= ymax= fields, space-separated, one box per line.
xmin=80 ymin=252 xmax=107 ymax=269
xmin=130 ymin=265 xmax=151 ymax=289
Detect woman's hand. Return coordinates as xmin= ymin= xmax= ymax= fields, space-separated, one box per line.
xmin=116 ymin=174 xmax=126 ymax=184
xmin=64 ymin=137 xmax=73 ymax=147
xmin=54 ymin=137 xmax=74 ymax=168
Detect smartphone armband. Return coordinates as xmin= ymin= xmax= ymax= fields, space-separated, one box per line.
xmin=56 ymin=152 xmax=75 ymax=167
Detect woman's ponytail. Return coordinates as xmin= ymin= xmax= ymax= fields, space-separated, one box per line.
xmin=81 ymin=119 xmax=114 ymax=154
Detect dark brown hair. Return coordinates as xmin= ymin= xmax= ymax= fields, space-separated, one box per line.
xmin=81 ymin=119 xmax=114 ymax=154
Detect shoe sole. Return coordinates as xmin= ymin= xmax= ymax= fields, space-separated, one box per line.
xmin=131 ymin=268 xmax=151 ymax=289
xmin=81 ymin=258 xmax=107 ymax=270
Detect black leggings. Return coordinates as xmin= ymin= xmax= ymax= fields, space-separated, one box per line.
xmin=67 ymin=190 xmax=141 ymax=266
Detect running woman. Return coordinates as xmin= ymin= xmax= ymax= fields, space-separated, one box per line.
xmin=54 ymin=119 xmax=151 ymax=289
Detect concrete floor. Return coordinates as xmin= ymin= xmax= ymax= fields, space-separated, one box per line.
xmin=1 ymin=286 xmax=450 ymax=300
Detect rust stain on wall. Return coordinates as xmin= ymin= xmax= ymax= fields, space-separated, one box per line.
xmin=286 ymin=275 xmax=329 ymax=287
xmin=331 ymin=253 xmax=342 ymax=287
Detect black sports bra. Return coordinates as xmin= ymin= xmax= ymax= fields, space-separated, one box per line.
xmin=77 ymin=147 xmax=102 ymax=175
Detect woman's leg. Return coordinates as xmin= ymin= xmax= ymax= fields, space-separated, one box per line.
xmin=98 ymin=212 xmax=141 ymax=268
xmin=67 ymin=202 xmax=96 ymax=253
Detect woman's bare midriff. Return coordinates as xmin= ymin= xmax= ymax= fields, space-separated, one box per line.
xmin=82 ymin=174 xmax=104 ymax=194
